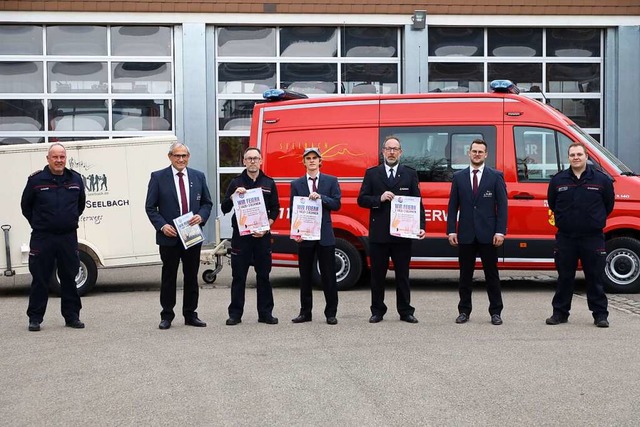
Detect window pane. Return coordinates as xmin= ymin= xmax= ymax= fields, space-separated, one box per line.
xmin=547 ymin=28 xmax=600 ymax=57
xmin=428 ymin=27 xmax=483 ymax=57
xmin=488 ymin=28 xmax=542 ymax=57
xmin=342 ymin=27 xmax=397 ymax=57
xmin=219 ymin=173 xmax=237 ymax=201
xmin=428 ymin=63 xmax=483 ymax=93
xmin=48 ymin=62 xmax=108 ymax=93
xmin=488 ymin=63 xmax=542 ymax=92
xmin=217 ymin=27 xmax=276 ymax=57
xmin=219 ymin=136 xmax=250 ymax=167
xmin=111 ymin=62 xmax=172 ymax=94
xmin=280 ymin=27 xmax=337 ymax=57
xmin=514 ymin=126 xmax=573 ymax=181
xmin=546 ymin=63 xmax=600 ymax=93
xmin=217 ymin=63 xmax=276 ymax=94
xmin=549 ymin=98 xmax=599 ymax=128
xmin=0 ymin=99 xmax=44 ymax=133
xmin=0 ymin=136 xmax=44 ymax=145
xmin=0 ymin=62 xmax=43 ymax=92
xmin=0 ymin=25 xmax=42 ymax=55
xmin=218 ymin=100 xmax=255 ymax=131
xmin=46 ymin=26 xmax=107 ymax=56
xmin=112 ymin=100 xmax=172 ymax=131
xmin=111 ymin=26 xmax=172 ymax=56
xmin=342 ymin=63 xmax=398 ymax=94
xmin=281 ymin=63 xmax=337 ymax=94
xmin=49 ymin=99 xmax=108 ymax=131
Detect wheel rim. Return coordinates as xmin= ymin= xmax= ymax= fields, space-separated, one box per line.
xmin=605 ymin=248 xmax=640 ymax=287
xmin=334 ymin=249 xmax=350 ymax=282
xmin=75 ymin=261 xmax=88 ymax=289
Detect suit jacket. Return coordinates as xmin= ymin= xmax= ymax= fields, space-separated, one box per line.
xmin=446 ymin=166 xmax=508 ymax=245
xmin=145 ymin=166 xmax=213 ymax=246
xmin=357 ymin=164 xmax=426 ymax=244
xmin=289 ymin=173 xmax=341 ymax=246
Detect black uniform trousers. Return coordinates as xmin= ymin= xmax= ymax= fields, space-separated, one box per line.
xmin=159 ymin=242 xmax=202 ymax=321
xmin=552 ymin=233 xmax=609 ymax=320
xmin=457 ymin=239 xmax=503 ymax=316
xmin=369 ymin=241 xmax=414 ymax=317
xmin=228 ymin=234 xmax=275 ymax=320
xmin=297 ymin=243 xmax=338 ymax=318
xmin=27 ymin=231 xmax=82 ymax=323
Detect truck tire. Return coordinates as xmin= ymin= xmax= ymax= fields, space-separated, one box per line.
xmin=311 ymin=238 xmax=363 ymax=291
xmin=604 ymin=237 xmax=640 ymax=293
xmin=202 ymin=269 xmax=217 ymax=284
xmin=50 ymin=250 xmax=98 ymax=297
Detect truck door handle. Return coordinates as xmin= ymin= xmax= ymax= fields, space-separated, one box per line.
xmin=512 ymin=192 xmax=535 ymax=200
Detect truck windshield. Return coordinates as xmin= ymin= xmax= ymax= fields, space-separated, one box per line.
xmin=570 ymin=125 xmax=634 ymax=175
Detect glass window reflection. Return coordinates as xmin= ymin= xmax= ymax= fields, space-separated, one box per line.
xmin=46 ymin=26 xmax=107 ymax=56
xmin=111 ymin=26 xmax=171 ymax=56
xmin=217 ymin=63 xmax=276 ymax=94
xmin=49 ymin=99 xmax=108 ymax=131
xmin=0 ymin=62 xmax=43 ymax=93
xmin=219 ymin=136 xmax=250 ymax=167
xmin=488 ymin=63 xmax=542 ymax=92
xmin=550 ymin=98 xmax=600 ymax=129
xmin=488 ymin=28 xmax=542 ymax=57
xmin=342 ymin=63 xmax=398 ymax=94
xmin=0 ymin=25 xmax=42 ymax=55
xmin=281 ymin=63 xmax=337 ymax=94
xmin=217 ymin=27 xmax=276 ymax=57
xmin=111 ymin=62 xmax=172 ymax=94
xmin=280 ymin=27 xmax=337 ymax=57
xmin=547 ymin=63 xmax=600 ymax=93
xmin=547 ymin=28 xmax=600 ymax=57
xmin=429 ymin=27 xmax=483 ymax=57
xmin=428 ymin=63 xmax=483 ymax=93
xmin=0 ymin=99 xmax=44 ymax=136
xmin=112 ymin=100 xmax=172 ymax=131
xmin=342 ymin=27 xmax=397 ymax=57
xmin=48 ymin=62 xmax=107 ymax=93
xmin=218 ymin=100 xmax=255 ymax=131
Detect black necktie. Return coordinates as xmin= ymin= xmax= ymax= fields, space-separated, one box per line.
xmin=388 ymin=168 xmax=395 ymax=183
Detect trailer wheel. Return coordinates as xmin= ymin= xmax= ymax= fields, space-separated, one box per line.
xmin=202 ymin=269 xmax=217 ymax=284
xmin=50 ymin=250 xmax=98 ymax=297
xmin=312 ymin=238 xmax=363 ymax=291
xmin=604 ymin=237 xmax=640 ymax=293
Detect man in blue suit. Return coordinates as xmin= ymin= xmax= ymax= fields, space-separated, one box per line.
xmin=447 ymin=139 xmax=508 ymax=325
xmin=289 ymin=148 xmax=341 ymax=325
xmin=145 ymin=141 xmax=213 ymax=330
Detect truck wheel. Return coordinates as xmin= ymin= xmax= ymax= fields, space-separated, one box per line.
xmin=312 ymin=238 xmax=363 ymax=291
xmin=605 ymin=237 xmax=640 ymax=293
xmin=202 ymin=269 xmax=217 ymax=284
xmin=50 ymin=250 xmax=98 ymax=297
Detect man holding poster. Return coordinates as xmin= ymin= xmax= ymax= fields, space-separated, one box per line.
xmin=221 ymin=147 xmax=280 ymax=326
xmin=289 ymin=148 xmax=341 ymax=325
xmin=357 ymin=136 xmax=426 ymax=324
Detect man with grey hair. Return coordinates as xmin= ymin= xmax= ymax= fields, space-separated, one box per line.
xmin=21 ymin=143 xmax=86 ymax=331
xmin=146 ymin=141 xmax=213 ymax=330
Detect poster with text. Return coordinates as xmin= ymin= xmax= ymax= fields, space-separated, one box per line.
xmin=232 ymin=188 xmax=270 ymax=236
xmin=290 ymin=196 xmax=322 ymax=241
xmin=390 ymin=195 xmax=421 ymax=239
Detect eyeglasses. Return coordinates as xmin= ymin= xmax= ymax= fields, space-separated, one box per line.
xmin=383 ymin=147 xmax=401 ymax=152
xmin=244 ymin=157 xmax=262 ymax=162
xmin=171 ymin=154 xmax=189 ymax=159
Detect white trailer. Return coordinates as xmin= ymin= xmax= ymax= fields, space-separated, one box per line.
xmin=0 ymin=136 xmax=226 ymax=295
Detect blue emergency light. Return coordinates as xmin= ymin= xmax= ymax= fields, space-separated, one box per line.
xmin=263 ymin=88 xmax=309 ymax=102
xmin=490 ymin=80 xmax=520 ymax=95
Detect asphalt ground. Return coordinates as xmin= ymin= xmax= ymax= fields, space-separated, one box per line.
xmin=1 ymin=266 xmax=639 ymax=426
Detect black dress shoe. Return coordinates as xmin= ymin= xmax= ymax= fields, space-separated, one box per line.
xmin=455 ymin=313 xmax=469 ymax=324
xmin=258 ymin=316 xmax=279 ymax=325
xmin=326 ymin=317 xmax=338 ymax=325
xmin=369 ymin=314 xmax=383 ymax=323
xmin=226 ymin=318 xmax=241 ymax=326
xmin=400 ymin=314 xmax=419 ymax=323
xmin=28 ymin=321 xmax=41 ymax=332
xmin=185 ymin=317 xmax=207 ymax=327
xmin=594 ymin=318 xmax=609 ymax=328
xmin=65 ymin=319 xmax=85 ymax=329
xmin=159 ymin=320 xmax=171 ymax=330
xmin=491 ymin=314 xmax=503 ymax=325
xmin=292 ymin=314 xmax=312 ymax=323
xmin=545 ymin=315 xmax=568 ymax=325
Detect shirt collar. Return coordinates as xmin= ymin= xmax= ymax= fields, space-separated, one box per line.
xmin=171 ymin=166 xmax=187 ymax=176
xmin=470 ymin=164 xmax=485 ymax=174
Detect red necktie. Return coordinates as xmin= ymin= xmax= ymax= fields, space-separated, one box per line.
xmin=177 ymin=172 xmax=188 ymax=214
xmin=472 ymin=169 xmax=479 ymax=197
xmin=309 ymin=177 xmax=317 ymax=193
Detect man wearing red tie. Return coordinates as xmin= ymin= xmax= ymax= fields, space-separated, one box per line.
xmin=447 ymin=139 xmax=508 ymax=326
xmin=145 ymin=141 xmax=213 ymax=330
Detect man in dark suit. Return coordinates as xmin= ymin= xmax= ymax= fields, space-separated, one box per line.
xmin=447 ymin=139 xmax=508 ymax=325
xmin=289 ymin=147 xmax=341 ymax=325
xmin=357 ymin=136 xmax=426 ymax=324
xmin=145 ymin=141 xmax=213 ymax=330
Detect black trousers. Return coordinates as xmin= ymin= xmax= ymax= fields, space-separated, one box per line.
xmin=27 ymin=231 xmax=82 ymax=323
xmin=228 ymin=234 xmax=275 ymax=320
xmin=457 ymin=240 xmax=503 ymax=316
xmin=552 ymin=233 xmax=608 ymax=319
xmin=369 ymin=241 xmax=414 ymax=317
xmin=297 ymin=243 xmax=338 ymax=318
xmin=159 ymin=242 xmax=202 ymax=321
